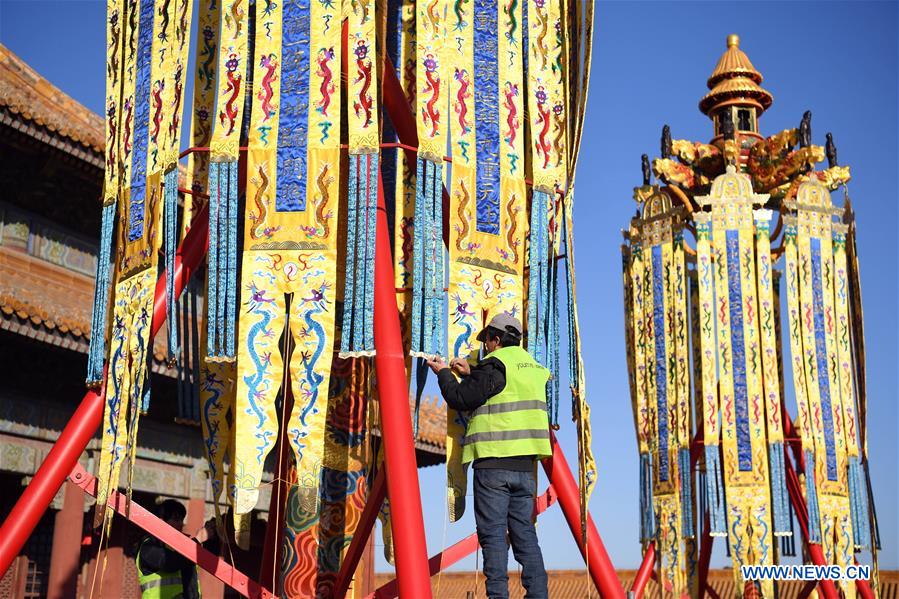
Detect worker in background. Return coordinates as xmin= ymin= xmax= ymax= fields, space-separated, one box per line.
xmin=427 ymin=313 xmax=550 ymax=599
xmin=135 ymin=499 xmax=207 ymax=598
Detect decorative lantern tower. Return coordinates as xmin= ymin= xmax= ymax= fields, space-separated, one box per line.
xmin=623 ymin=35 xmax=879 ymax=598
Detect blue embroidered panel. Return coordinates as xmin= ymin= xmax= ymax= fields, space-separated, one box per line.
xmin=810 ymin=238 xmax=838 ymax=481
xmin=127 ymin=0 xmax=156 ymax=242
xmin=725 ymin=230 xmax=752 ymax=472
xmin=473 ymin=0 xmax=500 ymax=235
xmin=651 ymin=246 xmax=669 ymax=482
xmin=276 ymin=0 xmax=311 ymax=212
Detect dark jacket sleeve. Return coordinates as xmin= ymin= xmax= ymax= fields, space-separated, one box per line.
xmin=437 ymin=358 xmax=506 ymax=412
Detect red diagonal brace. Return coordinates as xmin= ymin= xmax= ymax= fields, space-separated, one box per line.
xmin=68 ymin=463 xmax=275 ymax=599
xmin=543 ymin=431 xmax=626 ymax=599
xmin=0 ymin=201 xmax=211 ymax=578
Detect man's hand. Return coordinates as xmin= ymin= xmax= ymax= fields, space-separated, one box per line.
xmin=426 ymin=355 xmax=448 ymax=374
xmin=450 ymin=358 xmax=471 ymax=377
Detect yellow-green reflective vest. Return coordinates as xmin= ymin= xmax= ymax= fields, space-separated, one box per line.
xmin=136 ymin=540 xmax=186 ymax=599
xmin=461 ymin=346 xmax=552 ymax=464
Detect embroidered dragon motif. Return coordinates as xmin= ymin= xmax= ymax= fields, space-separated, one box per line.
xmin=426 ymin=0 xmax=440 ymax=34
xmin=200 ymin=26 xmax=217 ymax=91
xmin=552 ymin=102 xmax=565 ymax=167
xmin=502 ymin=82 xmax=519 ymax=147
xmin=158 ymin=0 xmax=171 ymax=43
xmin=421 ymin=54 xmax=441 ymax=137
xmin=453 ymin=180 xmax=470 ymax=251
xmin=503 ymin=0 xmax=518 ymax=43
xmin=257 ymin=53 xmax=278 ymax=121
xmin=453 ymin=0 xmax=468 ymax=30
xmin=106 ymin=101 xmax=118 ymax=177
xmin=400 ymin=216 xmax=414 ymax=285
xmin=168 ymin=64 xmax=184 ymax=143
xmin=453 ymin=68 xmax=471 ymax=135
xmin=227 ymin=0 xmax=244 ymax=40
xmin=534 ymin=86 xmax=552 ymax=169
xmin=315 ymin=47 xmax=335 ymax=117
xmin=504 ymin=194 xmax=520 ymax=263
xmin=353 ymin=41 xmax=374 ymax=128
xmin=533 ymin=0 xmax=548 ymax=67
xmin=219 ymin=54 xmax=242 ymax=136
xmin=300 ymin=164 xmax=335 ymax=239
xmin=108 ymin=10 xmax=121 ymax=82
xmin=150 ymin=80 xmax=165 ymax=146
xmin=249 ymin=164 xmax=273 ymax=240
xmin=122 ymin=97 xmax=134 ymax=161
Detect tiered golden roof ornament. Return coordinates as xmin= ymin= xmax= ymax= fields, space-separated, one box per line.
xmin=623 ymin=35 xmax=879 ymax=598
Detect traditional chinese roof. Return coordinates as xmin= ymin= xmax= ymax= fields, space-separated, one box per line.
xmin=700 ymin=35 xmax=773 ymax=115
xmin=0 ymin=240 xmax=177 ymax=376
xmin=0 ymin=43 xmax=104 ymax=159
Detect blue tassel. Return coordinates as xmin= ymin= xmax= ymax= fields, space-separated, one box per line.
xmin=423 ymin=161 xmax=435 ymax=356
xmin=705 ymin=444 xmax=727 ymax=535
xmin=639 ymin=452 xmax=655 ymax=542
xmin=768 ymin=442 xmax=791 ymax=536
xmin=363 ymin=153 xmax=379 ymax=351
xmin=86 ymin=201 xmax=117 ymax=385
xmin=410 ymin=157 xmax=425 ymax=355
xmin=430 ymin=164 xmax=446 ymax=356
xmin=350 ymin=154 xmax=370 ymax=353
xmin=215 ymin=162 xmax=229 ymax=358
xmin=225 ymin=159 xmax=239 ymax=359
xmin=804 ymin=450 xmax=822 ymax=543
xmin=410 ymin=158 xmax=445 ymax=357
xmin=341 ymin=155 xmax=359 ymax=355
xmin=206 ymin=161 xmax=220 ymax=359
xmin=848 ymin=456 xmax=871 ymax=550
xmin=679 ymin=447 xmax=695 ymax=537
xmin=527 ymin=190 xmax=551 ymax=366
xmin=164 ymin=168 xmax=180 ymax=363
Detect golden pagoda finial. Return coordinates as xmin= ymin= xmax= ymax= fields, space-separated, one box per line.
xmin=700 ymin=34 xmax=774 ymax=139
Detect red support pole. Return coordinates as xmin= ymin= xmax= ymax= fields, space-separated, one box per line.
xmin=0 ymin=202 xmax=211 ymax=579
xmin=372 ymin=170 xmax=434 ymax=597
xmin=332 ymin=468 xmax=388 ymax=599
xmin=542 ymin=431 xmax=625 ymax=599
xmin=630 ymin=542 xmax=655 ymax=599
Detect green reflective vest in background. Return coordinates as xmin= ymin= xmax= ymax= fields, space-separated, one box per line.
xmin=461 ymin=345 xmax=552 ymax=464
xmin=136 ymin=540 xmax=186 ymax=599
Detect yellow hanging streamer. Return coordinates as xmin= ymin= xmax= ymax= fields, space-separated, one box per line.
xmin=697 ymin=167 xmax=774 ymax=598
xmin=232 ymin=0 xmax=343 ymax=539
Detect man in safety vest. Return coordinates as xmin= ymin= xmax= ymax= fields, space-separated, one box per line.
xmin=135 ymin=499 xmax=202 ymax=598
xmin=427 ymin=313 xmax=550 ymax=599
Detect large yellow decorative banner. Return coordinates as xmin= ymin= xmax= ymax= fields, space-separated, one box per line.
xmin=696 ymin=167 xmax=774 ymax=597
xmin=233 ymin=0 xmax=343 ymax=543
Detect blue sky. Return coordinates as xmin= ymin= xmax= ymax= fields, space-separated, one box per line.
xmin=1 ymin=0 xmax=895 ymax=578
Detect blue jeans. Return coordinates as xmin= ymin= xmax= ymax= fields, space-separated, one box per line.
xmin=473 ymin=468 xmax=548 ymax=599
